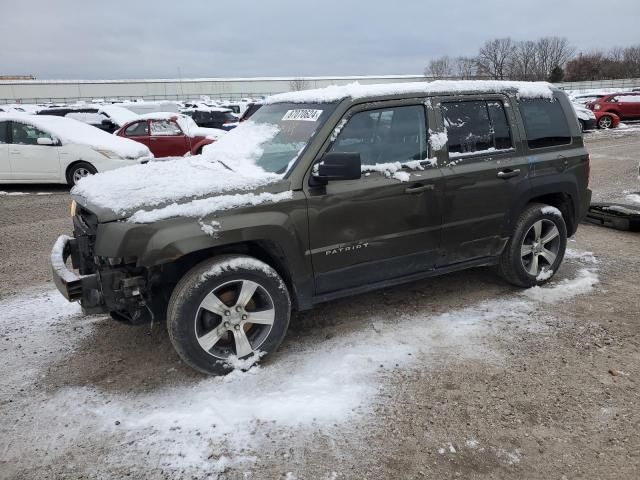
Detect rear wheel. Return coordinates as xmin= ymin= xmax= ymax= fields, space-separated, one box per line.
xmin=66 ymin=161 xmax=96 ymax=186
xmin=598 ymin=115 xmax=613 ymax=129
xmin=497 ymin=203 xmax=567 ymax=287
xmin=167 ymin=255 xmax=291 ymax=375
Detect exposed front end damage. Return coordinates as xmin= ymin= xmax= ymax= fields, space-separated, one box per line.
xmin=51 ymin=207 xmax=158 ymax=325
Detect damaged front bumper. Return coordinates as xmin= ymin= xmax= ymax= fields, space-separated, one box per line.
xmin=50 ymin=235 xmax=103 ymax=310
xmin=51 ymin=234 xmax=156 ymax=322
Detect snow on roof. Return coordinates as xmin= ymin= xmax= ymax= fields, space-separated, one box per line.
xmin=72 ymin=121 xmax=281 ymax=215
xmin=0 ymin=113 xmax=151 ymax=159
xmin=265 ymin=80 xmax=555 ymax=104
xmin=98 ymin=105 xmax=139 ymax=126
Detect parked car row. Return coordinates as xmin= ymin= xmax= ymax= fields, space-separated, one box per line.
xmin=586 ymin=92 xmax=640 ymax=128
xmin=0 ymin=114 xmax=152 ymax=185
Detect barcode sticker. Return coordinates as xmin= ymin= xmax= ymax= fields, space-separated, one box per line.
xmin=282 ymin=109 xmax=323 ymax=122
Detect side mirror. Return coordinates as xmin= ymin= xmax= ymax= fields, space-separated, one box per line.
xmin=37 ymin=137 xmax=55 ymax=146
xmin=311 ymin=152 xmax=361 ymax=185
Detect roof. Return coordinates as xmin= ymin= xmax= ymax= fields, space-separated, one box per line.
xmin=264 ymin=80 xmax=556 ymax=104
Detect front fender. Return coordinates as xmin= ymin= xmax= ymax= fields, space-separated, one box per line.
xmin=93 ymin=192 xmax=311 ymax=292
xmin=190 ymin=138 xmax=213 ymax=155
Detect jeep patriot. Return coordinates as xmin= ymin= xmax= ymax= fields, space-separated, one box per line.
xmin=51 ymin=81 xmax=592 ymax=375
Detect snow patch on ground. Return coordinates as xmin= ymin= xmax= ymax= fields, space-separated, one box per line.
xmin=0 ymin=251 xmax=600 ymax=477
xmin=522 ymin=268 xmax=599 ymax=303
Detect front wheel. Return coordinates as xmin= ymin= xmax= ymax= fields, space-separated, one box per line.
xmin=497 ymin=203 xmax=567 ymax=287
xmin=598 ymin=115 xmax=613 ymax=129
xmin=66 ymin=161 xmax=97 ymax=186
xmin=167 ymin=255 xmax=291 ymax=375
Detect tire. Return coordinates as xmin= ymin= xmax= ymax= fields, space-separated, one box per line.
xmin=497 ymin=203 xmax=568 ymax=288
xmin=597 ymin=115 xmax=613 ymax=129
xmin=579 ymin=120 xmax=585 ymax=132
xmin=167 ymin=255 xmax=291 ymax=375
xmin=66 ymin=161 xmax=97 ymax=186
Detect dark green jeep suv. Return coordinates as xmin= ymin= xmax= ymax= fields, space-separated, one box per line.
xmin=51 ymin=81 xmax=591 ymax=375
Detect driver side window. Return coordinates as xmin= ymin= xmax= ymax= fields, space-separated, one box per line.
xmin=328 ymin=105 xmax=427 ymax=166
xmin=124 ymin=121 xmax=149 ymax=137
xmin=11 ymin=122 xmax=53 ymax=146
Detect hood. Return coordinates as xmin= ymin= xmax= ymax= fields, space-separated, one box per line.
xmin=72 ymin=121 xmax=289 ymax=223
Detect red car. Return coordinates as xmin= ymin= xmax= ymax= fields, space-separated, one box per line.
xmin=115 ymin=113 xmax=225 ymax=157
xmin=587 ymin=92 xmax=640 ymax=128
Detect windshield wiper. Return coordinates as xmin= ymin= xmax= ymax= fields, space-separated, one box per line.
xmin=217 ymin=160 xmax=234 ymax=172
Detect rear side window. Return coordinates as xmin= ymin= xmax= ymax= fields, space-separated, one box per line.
xmin=0 ymin=121 xmax=8 ymax=144
xmin=440 ymin=100 xmax=513 ymax=156
xmin=518 ymin=98 xmax=571 ymax=149
xmin=150 ymin=120 xmax=182 ymax=136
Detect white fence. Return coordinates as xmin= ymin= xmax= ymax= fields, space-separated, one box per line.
xmin=554 ymin=78 xmax=640 ymax=92
xmin=0 ymin=75 xmax=427 ymax=104
xmin=2 ymin=75 xmax=639 ymax=105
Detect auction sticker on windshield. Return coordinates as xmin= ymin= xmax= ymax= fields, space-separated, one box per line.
xmin=282 ymin=109 xmax=323 ymax=122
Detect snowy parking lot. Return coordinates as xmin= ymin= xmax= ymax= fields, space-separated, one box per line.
xmin=1 ymin=130 xmax=640 ymax=479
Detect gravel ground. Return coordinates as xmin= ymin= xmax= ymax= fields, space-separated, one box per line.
xmin=0 ymin=130 xmax=639 ymax=479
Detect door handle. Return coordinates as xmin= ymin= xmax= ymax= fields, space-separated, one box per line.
xmin=497 ymin=169 xmax=520 ymax=179
xmin=404 ymin=184 xmax=434 ymax=194
xmin=10 ymin=150 xmax=21 ymax=154
xmin=150 ymin=138 xmax=159 ymax=141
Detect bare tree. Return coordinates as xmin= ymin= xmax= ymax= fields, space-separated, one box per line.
xmin=477 ymin=38 xmax=514 ymax=79
xmin=534 ymin=37 xmax=575 ymax=80
xmin=509 ymin=40 xmax=538 ymax=80
xmin=289 ymin=78 xmax=309 ymax=91
xmin=454 ymin=56 xmax=478 ymax=79
xmin=425 ymin=56 xmax=453 ymax=79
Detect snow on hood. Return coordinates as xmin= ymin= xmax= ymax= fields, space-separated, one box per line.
xmin=0 ymin=113 xmax=151 ymax=159
xmin=265 ymin=80 xmax=555 ymax=104
xmin=72 ymin=121 xmax=282 ymax=215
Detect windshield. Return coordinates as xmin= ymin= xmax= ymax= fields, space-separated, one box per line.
xmin=246 ymin=102 xmax=335 ymax=174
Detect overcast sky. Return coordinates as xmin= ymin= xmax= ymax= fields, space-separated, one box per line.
xmin=4 ymin=0 xmax=640 ymax=80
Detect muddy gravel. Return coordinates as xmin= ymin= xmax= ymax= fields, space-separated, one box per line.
xmin=0 ymin=130 xmax=639 ymax=479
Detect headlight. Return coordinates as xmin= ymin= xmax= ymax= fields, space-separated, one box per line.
xmin=594 ymin=105 xmax=601 ymax=110
xmin=70 ymin=200 xmax=78 ymax=217
xmin=94 ymin=148 xmax=119 ymax=159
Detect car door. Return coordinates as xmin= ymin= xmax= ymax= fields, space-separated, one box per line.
xmin=304 ymin=101 xmax=444 ymax=296
xmin=618 ymin=93 xmax=640 ymax=119
xmin=0 ymin=121 xmax=11 ymax=180
xmin=8 ymin=120 xmax=61 ymax=181
xmin=434 ymin=94 xmax=529 ymax=265
xmin=149 ymin=119 xmax=189 ymax=157
xmin=122 ymin=120 xmax=151 ymax=151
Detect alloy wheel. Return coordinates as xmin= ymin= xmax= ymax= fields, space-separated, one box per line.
xmin=520 ymin=219 xmax=561 ymax=277
xmin=194 ymin=279 xmax=275 ymax=359
xmin=599 ymin=116 xmax=612 ymax=129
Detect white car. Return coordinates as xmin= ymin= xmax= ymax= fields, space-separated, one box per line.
xmin=571 ymin=103 xmax=597 ymax=131
xmin=0 ymin=114 xmax=153 ymax=186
